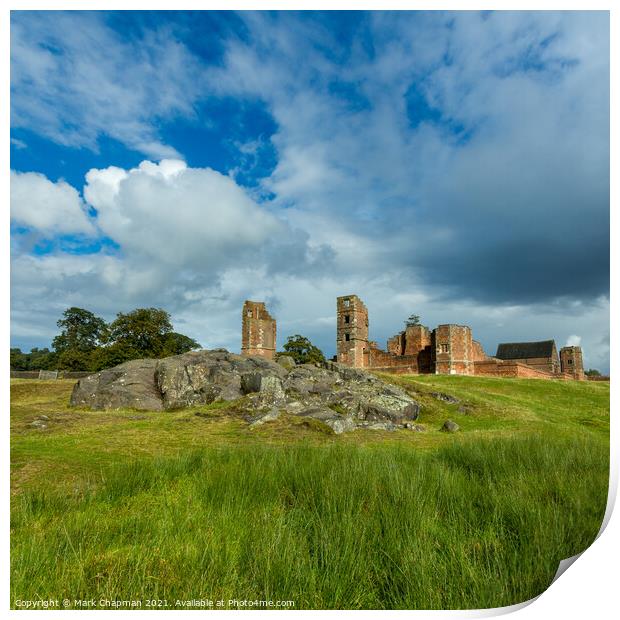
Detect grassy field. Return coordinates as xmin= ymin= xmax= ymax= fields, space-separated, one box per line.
xmin=10 ymin=375 xmax=609 ymax=610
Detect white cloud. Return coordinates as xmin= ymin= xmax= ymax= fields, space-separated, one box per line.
xmin=10 ymin=161 xmax=332 ymax=353
xmin=10 ymin=13 xmax=199 ymax=159
xmin=566 ymin=335 xmax=582 ymax=347
xmin=84 ymin=159 xmax=288 ymax=276
xmin=10 ymin=170 xmax=95 ymax=235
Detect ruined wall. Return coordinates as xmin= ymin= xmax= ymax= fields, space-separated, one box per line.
xmin=433 ymin=324 xmax=475 ymax=375
xmin=501 ymin=355 xmax=559 ymax=374
xmin=337 ymin=295 xmax=369 ymax=368
xmin=404 ymin=325 xmax=432 ymax=356
xmin=474 ymin=360 xmax=560 ymax=379
xmin=385 ymin=325 xmax=431 ymax=356
xmin=367 ymin=345 xmax=419 ymax=373
xmin=560 ymin=346 xmax=585 ymax=380
xmin=387 ymin=333 xmax=405 ymax=356
xmin=472 ymin=340 xmax=487 ymax=362
xmin=241 ymin=300 xmax=276 ymax=360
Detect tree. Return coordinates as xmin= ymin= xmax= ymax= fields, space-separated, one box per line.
xmin=108 ymin=308 xmax=175 ymax=358
xmin=20 ymin=347 xmax=58 ymax=370
xmin=405 ymin=314 xmax=421 ymax=327
xmin=89 ymin=343 xmax=136 ymax=370
xmin=11 ymin=347 xmax=56 ymax=371
xmin=12 ymin=306 xmax=200 ymax=373
xmin=57 ymin=349 xmax=95 ymax=372
xmin=162 ymin=332 xmax=201 ymax=356
xmin=10 ymin=348 xmax=30 ymax=370
xmin=282 ymin=334 xmax=326 ymax=365
xmin=52 ymin=307 xmax=108 ymax=353
xmin=585 ymin=369 xmax=601 ymax=377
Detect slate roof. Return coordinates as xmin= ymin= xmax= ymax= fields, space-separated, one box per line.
xmin=495 ymin=340 xmax=556 ymax=360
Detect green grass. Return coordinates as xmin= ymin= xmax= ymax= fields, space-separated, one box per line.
xmin=10 ymin=376 xmax=609 ymax=609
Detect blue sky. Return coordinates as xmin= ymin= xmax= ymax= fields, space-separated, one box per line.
xmin=10 ymin=10 xmax=610 ymax=371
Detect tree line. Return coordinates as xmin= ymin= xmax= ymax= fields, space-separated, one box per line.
xmin=10 ymin=307 xmax=200 ymax=372
xmin=11 ymin=308 xmax=329 ymax=373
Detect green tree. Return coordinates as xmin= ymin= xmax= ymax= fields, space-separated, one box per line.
xmin=585 ymin=369 xmax=601 ymax=377
xmin=25 ymin=347 xmax=58 ymax=370
xmin=89 ymin=343 xmax=136 ymax=370
xmin=282 ymin=334 xmax=326 ymax=365
xmin=162 ymin=332 xmax=201 ymax=356
xmin=14 ymin=307 xmax=201 ymax=373
xmin=10 ymin=348 xmax=30 ymax=370
xmin=108 ymin=308 xmax=174 ymax=358
xmin=405 ymin=314 xmax=421 ymax=327
xmin=52 ymin=307 xmax=108 ymax=353
xmin=57 ymin=349 xmax=95 ymax=372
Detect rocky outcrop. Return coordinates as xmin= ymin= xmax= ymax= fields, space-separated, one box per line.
xmin=70 ymin=349 xmax=420 ymax=433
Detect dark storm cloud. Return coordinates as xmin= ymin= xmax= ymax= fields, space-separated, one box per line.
xmin=413 ymin=236 xmax=609 ymax=305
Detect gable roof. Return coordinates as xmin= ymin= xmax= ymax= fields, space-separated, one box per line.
xmin=495 ymin=340 xmax=557 ymax=360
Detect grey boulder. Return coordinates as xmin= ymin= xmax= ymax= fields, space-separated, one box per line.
xmin=69 ymin=359 xmax=163 ymax=411
xmin=70 ymin=349 xmax=420 ymax=433
xmin=441 ymin=419 xmax=460 ymax=433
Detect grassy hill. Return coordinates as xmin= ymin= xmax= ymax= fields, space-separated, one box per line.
xmin=10 ymin=375 xmax=609 ymax=610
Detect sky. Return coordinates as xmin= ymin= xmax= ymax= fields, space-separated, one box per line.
xmin=9 ymin=10 xmax=610 ymax=372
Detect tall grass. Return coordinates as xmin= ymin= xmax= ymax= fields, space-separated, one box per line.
xmin=11 ymin=434 xmax=608 ymax=609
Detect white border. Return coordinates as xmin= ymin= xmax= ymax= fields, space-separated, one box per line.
xmin=3 ymin=2 xmax=616 ymax=618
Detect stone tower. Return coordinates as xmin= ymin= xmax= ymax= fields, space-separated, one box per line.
xmin=560 ymin=346 xmax=585 ymax=380
xmin=241 ymin=301 xmax=276 ymax=360
xmin=336 ymin=295 xmax=369 ymax=368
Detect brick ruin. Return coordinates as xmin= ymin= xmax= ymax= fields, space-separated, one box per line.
xmin=241 ymin=300 xmax=276 ymax=360
xmin=559 ymin=345 xmax=586 ymax=381
xmin=336 ymin=294 xmax=585 ymax=380
xmin=495 ymin=341 xmax=560 ymax=374
xmin=240 ymin=296 xmax=586 ymax=380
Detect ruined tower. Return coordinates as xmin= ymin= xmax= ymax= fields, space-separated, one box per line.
xmin=336 ymin=295 xmax=369 ymax=368
xmin=241 ymin=301 xmax=276 ymax=360
xmin=432 ymin=324 xmax=476 ymax=375
xmin=560 ymin=346 xmax=585 ymax=380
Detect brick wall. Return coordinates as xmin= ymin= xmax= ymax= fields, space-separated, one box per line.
xmin=368 ymin=345 xmax=419 ymax=372
xmin=387 ymin=333 xmax=404 ymax=355
xmin=337 ymin=295 xmax=369 ymax=368
xmin=241 ymin=301 xmax=276 ymax=360
xmin=560 ymin=346 xmax=585 ymax=380
xmin=472 ymin=340 xmax=487 ymax=361
xmin=474 ymin=360 xmax=562 ymax=379
xmin=433 ymin=324 xmax=475 ymax=375
xmin=404 ymin=325 xmax=432 ymax=356
xmin=500 ymin=356 xmax=559 ymax=374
